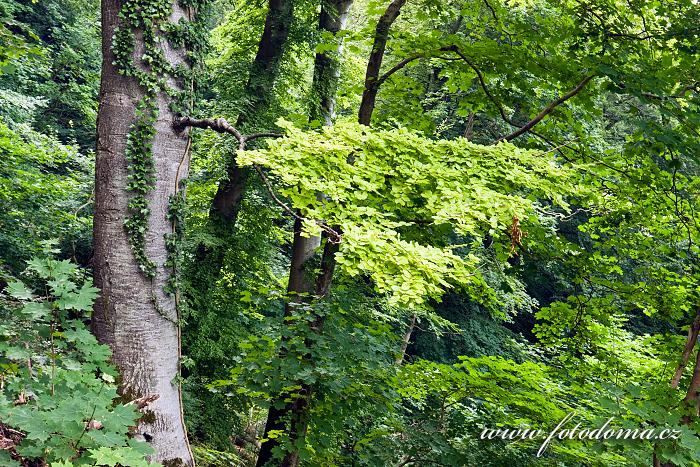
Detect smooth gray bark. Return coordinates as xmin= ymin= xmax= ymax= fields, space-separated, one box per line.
xmin=92 ymin=1 xmax=194 ymax=464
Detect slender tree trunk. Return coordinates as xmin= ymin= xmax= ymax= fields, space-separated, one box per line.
xmin=655 ymin=307 xmax=700 ymax=467
xmin=395 ymin=314 xmax=416 ymax=365
xmin=672 ymin=307 xmax=700 ymax=389
xmin=189 ymin=0 xmax=296 ymax=318
xmin=187 ymin=0 xmax=296 ymax=386
xmin=92 ymin=0 xmax=194 ymax=464
xmin=255 ymin=216 xmax=319 ymax=467
xmin=463 ymin=112 xmax=475 ymax=140
xmin=309 ymin=0 xmax=354 ymax=126
xmin=255 ymin=2 xmax=351 ymax=465
xmin=683 ymin=349 xmax=700 ymax=421
xmin=357 ymin=0 xmax=407 ymax=126
xmin=210 ymin=0 xmax=295 ymax=223
xmin=255 ymin=236 xmax=339 ymax=467
xmin=258 ymin=0 xmax=410 ymax=460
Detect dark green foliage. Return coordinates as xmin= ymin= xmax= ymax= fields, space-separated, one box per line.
xmin=0 ymin=0 xmax=100 ymax=150
xmin=180 ymin=181 xmax=288 ymax=449
xmin=0 ymin=121 xmax=92 ymax=273
xmin=0 ymin=246 xmax=153 ymax=466
xmin=409 ymin=294 xmax=529 ymax=364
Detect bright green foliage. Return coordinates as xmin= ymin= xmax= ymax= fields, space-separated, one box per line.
xmin=191 ymin=444 xmax=246 ymax=466
xmin=211 ymin=284 xmax=401 ymax=463
xmin=0 ymin=1 xmax=41 ymax=75
xmin=0 ymin=246 xmax=154 ymax=466
xmin=186 ymin=0 xmax=700 ymax=464
xmin=241 ymin=120 xmax=587 ymax=308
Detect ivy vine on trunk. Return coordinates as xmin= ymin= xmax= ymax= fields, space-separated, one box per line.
xmin=92 ymin=0 xmax=209 ymax=463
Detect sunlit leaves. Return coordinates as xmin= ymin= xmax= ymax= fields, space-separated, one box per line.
xmin=240 ymin=120 xmax=587 ymax=307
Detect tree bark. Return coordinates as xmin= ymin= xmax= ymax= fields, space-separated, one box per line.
xmin=255 ymin=1 xmax=351 ymax=465
xmin=395 ymin=314 xmax=416 ymax=365
xmin=653 ymin=307 xmax=700 ymax=467
xmin=357 ymin=0 xmax=407 ymax=126
xmin=92 ymin=0 xmax=194 ymax=464
xmin=309 ymin=0 xmax=354 ymax=125
xmin=671 ymin=307 xmax=700 ymax=389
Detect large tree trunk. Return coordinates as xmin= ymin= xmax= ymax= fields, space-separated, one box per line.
xmin=255 ymin=2 xmax=351 ymax=466
xmin=92 ymin=0 xmax=194 ymax=464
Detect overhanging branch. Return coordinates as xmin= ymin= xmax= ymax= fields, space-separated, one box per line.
xmin=500 ymin=74 xmax=595 ymax=142
xmin=444 ymin=45 xmax=595 ymax=144
xmin=174 ymin=116 xmax=340 ymax=242
xmin=375 ymin=53 xmax=424 ymax=88
xmin=174 ymin=116 xmax=281 ymax=150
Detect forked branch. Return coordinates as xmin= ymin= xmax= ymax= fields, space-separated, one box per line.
xmin=175 ymin=115 xmax=341 ymax=243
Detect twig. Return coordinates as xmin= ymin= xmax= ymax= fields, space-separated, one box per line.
xmin=252 ymin=164 xmax=342 ymax=243
xmin=482 ymin=0 xmax=498 ymax=22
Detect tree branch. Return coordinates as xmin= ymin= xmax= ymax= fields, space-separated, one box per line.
xmin=616 ymin=81 xmax=699 ymax=101
xmin=446 ymin=45 xmax=512 ymax=124
xmin=482 ymin=0 xmax=498 ymax=22
xmin=500 ymin=74 xmax=595 ymax=142
xmin=174 ymin=116 xmax=281 ymax=149
xmin=375 ymin=53 xmax=424 ymax=87
xmin=446 ymin=45 xmax=594 ymax=143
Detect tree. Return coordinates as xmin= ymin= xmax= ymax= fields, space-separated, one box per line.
xmin=91 ymin=0 xmax=207 ymax=463
xmin=254 ymin=2 xmax=354 ymax=464
xmin=210 ymin=0 xmax=296 ymax=224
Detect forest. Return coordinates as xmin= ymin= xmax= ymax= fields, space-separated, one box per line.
xmin=1 ymin=0 xmax=700 ymax=465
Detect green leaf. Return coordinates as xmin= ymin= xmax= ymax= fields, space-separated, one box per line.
xmin=6 ymin=280 xmax=34 ymax=300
